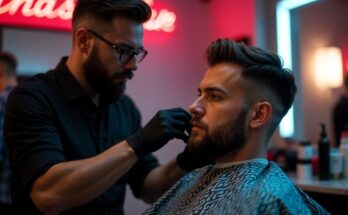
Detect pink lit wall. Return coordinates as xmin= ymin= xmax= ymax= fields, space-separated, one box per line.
xmin=1 ymin=0 xmax=255 ymax=214
xmin=342 ymin=43 xmax=348 ymax=73
xmin=210 ymin=0 xmax=255 ymax=43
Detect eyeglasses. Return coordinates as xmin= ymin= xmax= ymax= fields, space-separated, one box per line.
xmin=87 ymin=29 xmax=148 ymax=64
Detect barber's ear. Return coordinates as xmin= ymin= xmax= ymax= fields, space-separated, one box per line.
xmin=76 ymin=29 xmax=91 ymax=54
xmin=249 ymin=101 xmax=272 ymax=128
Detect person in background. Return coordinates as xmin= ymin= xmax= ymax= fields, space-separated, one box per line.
xmin=144 ymin=39 xmax=329 ymax=215
xmin=4 ymin=0 xmax=209 ymax=214
xmin=0 ymin=51 xmax=18 ymax=215
xmin=333 ymin=74 xmax=348 ymax=147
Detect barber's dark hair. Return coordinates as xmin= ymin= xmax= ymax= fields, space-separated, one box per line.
xmin=72 ymin=0 xmax=151 ymax=30
xmin=206 ymin=38 xmax=297 ymax=118
xmin=0 ymin=51 xmax=17 ymax=76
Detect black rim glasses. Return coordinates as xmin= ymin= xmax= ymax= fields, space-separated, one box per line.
xmin=87 ymin=29 xmax=148 ymax=64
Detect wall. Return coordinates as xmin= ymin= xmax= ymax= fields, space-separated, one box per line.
xmin=296 ymin=0 xmax=348 ymax=146
xmin=3 ymin=28 xmax=71 ymax=75
xmin=1 ymin=0 xmax=255 ymax=214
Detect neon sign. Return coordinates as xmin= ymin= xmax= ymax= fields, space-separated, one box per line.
xmin=144 ymin=0 xmax=176 ymax=32
xmin=0 ymin=0 xmax=176 ymax=32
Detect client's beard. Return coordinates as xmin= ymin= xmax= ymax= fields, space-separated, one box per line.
xmin=187 ymin=108 xmax=248 ymax=160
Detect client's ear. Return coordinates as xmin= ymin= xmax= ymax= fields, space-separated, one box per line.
xmin=249 ymin=101 xmax=272 ymax=128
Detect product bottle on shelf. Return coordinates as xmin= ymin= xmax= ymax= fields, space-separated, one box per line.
xmin=296 ymin=140 xmax=313 ymax=179
xmin=318 ymin=123 xmax=330 ymax=180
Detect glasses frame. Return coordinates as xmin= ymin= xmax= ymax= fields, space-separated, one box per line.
xmin=87 ymin=29 xmax=148 ymax=64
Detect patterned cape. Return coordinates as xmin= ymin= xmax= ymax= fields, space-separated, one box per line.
xmin=144 ymin=159 xmax=329 ymax=215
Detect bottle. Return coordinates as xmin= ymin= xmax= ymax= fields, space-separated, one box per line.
xmin=318 ymin=123 xmax=330 ymax=180
xmin=330 ymin=148 xmax=343 ymax=179
xmin=339 ymin=130 xmax=348 ymax=179
xmin=296 ymin=140 xmax=313 ymax=179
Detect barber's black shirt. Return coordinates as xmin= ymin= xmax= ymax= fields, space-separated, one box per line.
xmin=4 ymin=57 xmax=159 ymax=215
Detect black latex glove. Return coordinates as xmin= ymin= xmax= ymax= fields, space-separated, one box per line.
xmin=126 ymin=108 xmax=191 ymax=157
xmin=176 ymin=146 xmax=215 ymax=172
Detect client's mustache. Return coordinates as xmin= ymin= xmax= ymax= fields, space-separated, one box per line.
xmin=112 ymin=70 xmax=134 ymax=79
xmin=191 ymin=118 xmax=208 ymax=130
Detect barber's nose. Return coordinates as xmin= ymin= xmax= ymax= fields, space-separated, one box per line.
xmin=123 ymin=58 xmax=138 ymax=71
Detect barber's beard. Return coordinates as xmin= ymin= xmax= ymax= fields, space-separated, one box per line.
xmin=187 ymin=108 xmax=248 ymax=160
xmin=84 ymin=46 xmax=133 ymax=103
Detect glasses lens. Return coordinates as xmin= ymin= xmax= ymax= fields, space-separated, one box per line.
xmin=135 ymin=49 xmax=147 ymax=63
xmin=119 ymin=49 xmax=147 ymax=64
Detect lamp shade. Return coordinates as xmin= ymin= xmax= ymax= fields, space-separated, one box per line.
xmin=314 ymin=47 xmax=343 ymax=88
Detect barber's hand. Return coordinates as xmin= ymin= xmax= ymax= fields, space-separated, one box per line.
xmin=176 ymin=146 xmax=215 ymax=172
xmin=126 ymin=108 xmax=191 ymax=157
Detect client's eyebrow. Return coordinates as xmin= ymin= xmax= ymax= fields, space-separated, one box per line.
xmin=200 ymin=87 xmax=228 ymax=96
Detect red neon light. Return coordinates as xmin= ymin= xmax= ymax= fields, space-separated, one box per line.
xmin=143 ymin=0 xmax=176 ymax=32
xmin=0 ymin=0 xmax=176 ymax=32
xmin=0 ymin=0 xmax=72 ymax=31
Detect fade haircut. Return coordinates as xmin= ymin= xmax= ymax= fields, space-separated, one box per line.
xmin=206 ymin=39 xmax=297 ymax=133
xmin=72 ymin=0 xmax=152 ymax=31
xmin=0 ymin=51 xmax=17 ymax=76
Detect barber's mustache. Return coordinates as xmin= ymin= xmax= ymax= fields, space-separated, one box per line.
xmin=112 ymin=70 xmax=134 ymax=79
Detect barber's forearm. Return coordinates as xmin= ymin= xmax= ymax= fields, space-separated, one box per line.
xmin=140 ymin=158 xmax=186 ymax=203
xmin=30 ymin=140 xmax=138 ymax=215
